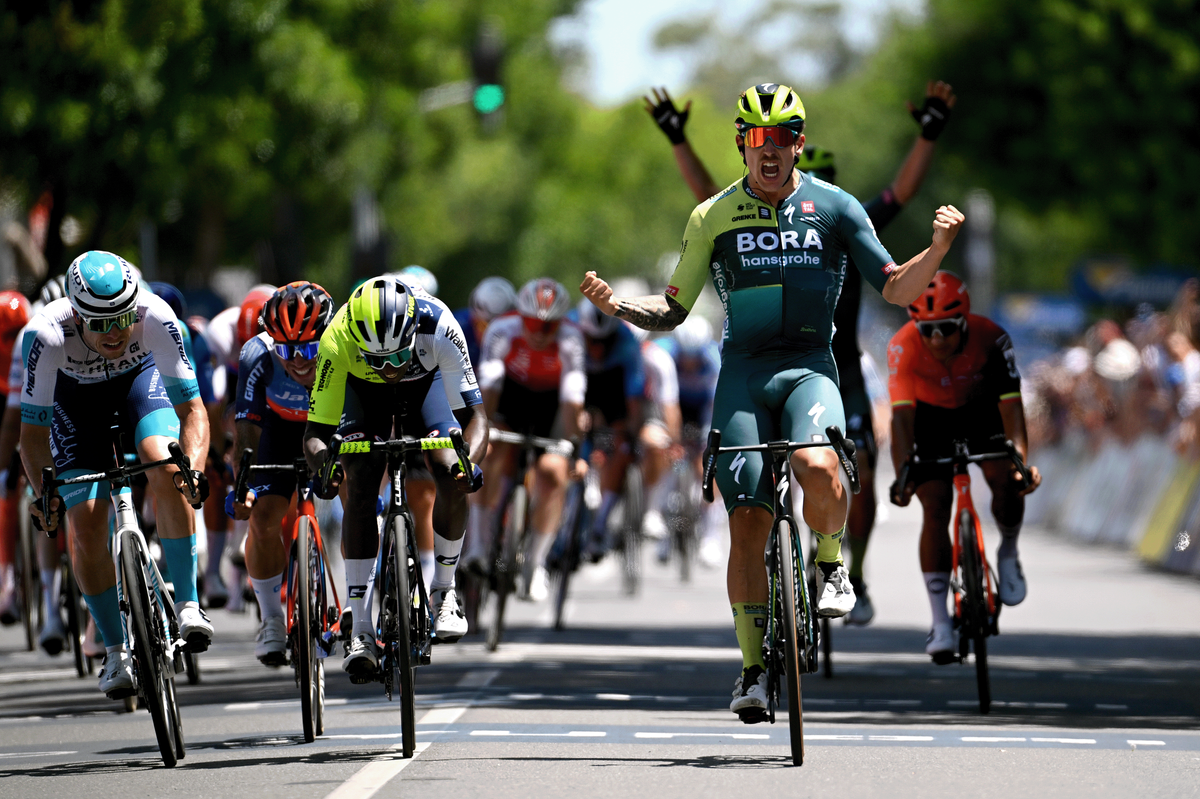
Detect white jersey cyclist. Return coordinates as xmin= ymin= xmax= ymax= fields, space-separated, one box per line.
xmin=477 ymin=314 xmax=586 ymax=408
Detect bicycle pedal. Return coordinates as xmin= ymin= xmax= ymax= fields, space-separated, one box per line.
xmin=183 ymin=634 xmax=211 ymax=654
xmin=736 ymin=707 xmax=769 ymax=725
xmin=105 ymin=686 xmax=137 ymax=701
xmin=930 ymin=651 xmax=959 ymax=666
xmin=348 ymin=672 xmax=376 ymax=685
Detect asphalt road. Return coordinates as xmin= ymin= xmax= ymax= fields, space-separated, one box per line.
xmin=1 ymin=493 xmax=1198 ymax=798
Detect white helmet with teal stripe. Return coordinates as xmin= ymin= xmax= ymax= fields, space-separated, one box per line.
xmin=66 ymin=251 xmax=140 ymax=319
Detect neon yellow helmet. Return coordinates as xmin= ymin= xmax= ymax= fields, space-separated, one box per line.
xmin=346 ymin=276 xmax=419 ymax=358
xmin=796 ymin=146 xmax=836 ymax=180
xmin=735 ymin=83 xmax=805 ymax=132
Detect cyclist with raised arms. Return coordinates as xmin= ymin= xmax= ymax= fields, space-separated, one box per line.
xmin=887 ymin=273 xmax=1041 ymax=662
xmin=303 ymin=276 xmax=487 ymax=679
xmin=646 ymin=80 xmax=956 ymax=625
xmin=475 ymin=279 xmax=585 ymax=601
xmin=228 ymin=281 xmax=334 ymax=666
xmin=21 ymin=251 xmax=212 ymax=698
xmin=582 ymin=83 xmax=963 ymax=721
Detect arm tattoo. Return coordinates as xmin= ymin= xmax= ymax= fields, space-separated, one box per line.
xmin=613 ymin=294 xmax=689 ymax=331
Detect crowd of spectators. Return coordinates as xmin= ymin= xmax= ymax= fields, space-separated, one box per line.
xmin=1023 ymin=279 xmax=1200 ymax=456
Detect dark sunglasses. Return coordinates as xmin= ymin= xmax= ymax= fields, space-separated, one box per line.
xmin=362 ymin=348 xmax=413 ymax=371
xmin=742 ymin=125 xmax=799 ymax=149
xmin=916 ymin=318 xmax=965 ymax=338
xmin=273 ymin=341 xmax=321 ymax=361
xmin=522 ymin=317 xmax=560 ymax=335
xmin=82 ymin=309 xmax=138 ymax=333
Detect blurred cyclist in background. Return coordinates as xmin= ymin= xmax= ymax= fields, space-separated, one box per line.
xmin=455 ymin=277 xmax=518 ymax=369
xmin=0 ymin=292 xmax=33 ymax=630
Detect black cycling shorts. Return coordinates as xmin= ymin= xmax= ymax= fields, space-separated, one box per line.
xmin=584 ymin=364 xmax=629 ymax=426
xmin=494 ymin=377 xmax=561 ymax=439
xmin=841 ymin=384 xmax=878 ymax=471
xmin=248 ymin=416 xmax=306 ymax=498
xmin=908 ymin=398 xmax=1006 ymax=486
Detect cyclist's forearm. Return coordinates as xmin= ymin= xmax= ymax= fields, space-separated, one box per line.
xmin=889 ymin=137 xmax=936 ymax=206
xmin=303 ymin=421 xmax=337 ymax=473
xmin=613 ymin=294 xmax=688 ymax=332
xmin=561 ymin=401 xmax=583 ymax=442
xmin=890 ymin=406 xmax=916 ymax=474
xmin=998 ymin=400 xmax=1029 ymax=461
xmin=176 ymin=397 xmax=210 ymax=470
xmin=232 ymin=421 xmax=263 ymax=480
xmin=19 ymin=423 xmax=52 ymax=497
xmin=663 ymin=403 xmax=683 ymax=443
xmin=881 ymin=243 xmax=951 ymax=306
xmin=673 ymin=142 xmax=721 ymax=203
xmin=455 ymin=404 xmax=489 ymax=466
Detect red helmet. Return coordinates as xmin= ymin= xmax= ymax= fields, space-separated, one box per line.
xmin=262 ymin=281 xmax=334 ymax=344
xmin=0 ymin=292 xmax=31 ymax=338
xmin=907 ymin=272 xmax=970 ymax=322
xmin=236 ymin=285 xmax=277 ymax=346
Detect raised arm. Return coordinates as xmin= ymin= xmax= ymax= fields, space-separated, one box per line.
xmin=580 ymin=271 xmax=689 ymax=332
xmin=890 ymin=81 xmax=957 ymax=205
xmin=644 ymin=87 xmax=722 ymax=202
xmin=879 ymin=205 xmax=965 ymax=306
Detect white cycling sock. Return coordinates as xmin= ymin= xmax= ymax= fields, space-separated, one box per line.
xmin=997 ymin=524 xmax=1020 ymax=559
xmin=431 ymin=534 xmax=462 ymax=590
xmin=646 ymin=476 xmax=671 ymax=516
xmin=419 ymin=551 xmax=435 ymax=592
xmin=345 ymin=558 xmax=377 ymax=637
xmin=250 ymin=574 xmax=285 ymax=620
xmin=40 ymin=569 xmax=59 ymax=619
xmin=923 ymin=572 xmax=951 ymax=627
xmin=530 ymin=530 xmax=556 ymax=569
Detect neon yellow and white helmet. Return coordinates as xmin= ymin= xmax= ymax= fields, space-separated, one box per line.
xmin=346 ymin=276 xmax=418 ymax=357
xmin=735 ymin=83 xmax=806 ymax=133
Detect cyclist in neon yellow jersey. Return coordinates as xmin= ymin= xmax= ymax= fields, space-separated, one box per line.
xmin=581 ymin=83 xmax=964 ymax=721
xmin=303 ymin=276 xmax=487 ymax=680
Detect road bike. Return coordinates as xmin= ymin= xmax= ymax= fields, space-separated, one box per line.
xmin=16 ymin=481 xmax=38 ymax=652
xmin=702 ymin=425 xmax=860 ymax=767
xmin=549 ymin=457 xmax=598 ymax=631
xmin=37 ymin=425 xmax=204 ymax=768
xmin=333 ymin=430 xmax=475 ymax=758
xmin=233 ymin=452 xmax=343 ymax=742
xmin=484 ymin=428 xmax=573 ymax=650
xmin=896 ymin=439 xmax=1031 ymax=715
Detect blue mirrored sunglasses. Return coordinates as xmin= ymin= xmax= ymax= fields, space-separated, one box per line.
xmin=362 ymin=348 xmax=412 ymax=371
xmin=273 ymin=341 xmax=321 ymax=361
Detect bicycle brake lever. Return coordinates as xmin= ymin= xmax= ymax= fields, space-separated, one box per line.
xmin=701 ymin=429 xmax=721 ymax=503
xmin=39 ymin=466 xmax=58 ymax=539
xmin=825 ymin=426 xmax=861 ymax=495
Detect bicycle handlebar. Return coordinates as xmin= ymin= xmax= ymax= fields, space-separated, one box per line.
xmin=894 ymin=440 xmax=1033 ymax=499
xmin=487 ymin=428 xmax=575 ymax=458
xmin=701 ymin=425 xmax=861 ymax=503
xmin=335 ymin=429 xmax=479 ymax=490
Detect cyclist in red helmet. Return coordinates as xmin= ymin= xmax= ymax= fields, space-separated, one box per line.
xmin=887 ymin=272 xmax=1042 ymax=663
xmin=227 ymin=282 xmax=335 ymax=665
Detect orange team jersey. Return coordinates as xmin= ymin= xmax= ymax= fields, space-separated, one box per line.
xmin=887 ymin=314 xmax=1022 ymax=410
xmin=0 ymin=334 xmax=17 ymax=396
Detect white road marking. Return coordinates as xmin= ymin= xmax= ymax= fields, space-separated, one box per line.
xmin=635 ymin=732 xmax=769 ymax=740
xmin=418 ymin=707 xmax=466 ymax=725
xmin=323 ymin=741 xmax=431 ymax=799
xmin=456 ymin=670 xmax=500 ymax=688
xmin=1127 ymin=740 xmax=1165 ymax=746
xmin=962 ymin=737 xmax=1027 ymax=743
xmin=0 ymin=750 xmax=77 ymax=759
xmin=869 ymin=735 xmax=934 ymax=741
xmin=1030 ymin=738 xmax=1095 ymax=744
xmin=807 ymin=735 xmax=864 ymax=741
xmin=596 ymin=693 xmax=631 ymax=701
xmin=470 ymin=730 xmax=606 ymax=738
xmin=1096 ymin=703 xmax=1128 ymax=710
xmin=0 ymin=669 xmax=76 ymax=684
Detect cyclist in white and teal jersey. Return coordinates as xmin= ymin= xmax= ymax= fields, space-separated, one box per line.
xmin=21 ymin=251 xmax=212 ymax=699
xmin=582 ymin=83 xmax=964 ymax=721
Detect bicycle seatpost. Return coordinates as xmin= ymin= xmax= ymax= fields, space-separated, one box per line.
xmin=701 ymin=429 xmax=722 ymax=503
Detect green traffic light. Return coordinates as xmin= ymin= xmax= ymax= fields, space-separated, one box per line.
xmin=474 ymin=84 xmax=505 ymax=114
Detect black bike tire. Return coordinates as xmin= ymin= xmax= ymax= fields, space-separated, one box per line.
xmin=674 ymin=467 xmax=696 ymax=584
xmin=487 ymin=485 xmax=526 ymax=652
xmin=620 ymin=466 xmax=643 ymax=596
xmin=778 ymin=519 xmax=805 ymax=766
xmin=183 ymin=651 xmax=200 ymax=684
xmin=18 ymin=502 xmax=37 ymax=652
xmin=64 ymin=555 xmax=88 ymax=677
xmin=553 ymin=483 xmax=586 ymax=631
xmin=296 ymin=518 xmax=317 ymax=742
xmin=958 ymin=509 xmax=991 ymax=714
xmin=121 ymin=532 xmax=178 ymax=768
xmin=821 ymin=616 xmax=833 ymax=679
xmin=390 ymin=514 xmax=417 ymax=759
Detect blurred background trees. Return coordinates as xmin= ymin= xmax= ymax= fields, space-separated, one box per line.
xmin=1 ymin=0 xmax=1195 ymax=309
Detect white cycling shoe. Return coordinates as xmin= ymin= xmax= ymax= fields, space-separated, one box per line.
xmin=342 ymin=633 xmax=380 ymax=681
xmin=177 ymin=603 xmax=214 ymax=652
xmin=519 ymin=566 xmax=549 ymax=603
xmin=730 ymin=665 xmax=769 ymax=722
xmin=816 ymin=562 xmax=856 ymax=618
xmin=844 ymin=577 xmax=875 ymax=626
xmin=255 ymin=616 xmax=287 ymax=667
xmin=99 ymin=650 xmax=135 ymax=699
xmin=997 ymin=554 xmax=1027 ymax=606
xmin=431 ymin=587 xmax=468 ymax=643
xmin=926 ymin=619 xmax=956 ymax=665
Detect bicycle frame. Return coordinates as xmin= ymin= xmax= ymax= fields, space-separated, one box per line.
xmin=949 ymin=465 xmax=997 ymax=625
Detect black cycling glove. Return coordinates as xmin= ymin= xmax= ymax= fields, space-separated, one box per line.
xmin=910 ymin=95 xmax=951 ymax=141
xmin=648 ymin=95 xmax=689 ymax=145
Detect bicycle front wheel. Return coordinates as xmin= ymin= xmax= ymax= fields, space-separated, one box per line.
xmin=619 ymin=466 xmax=643 ymax=596
xmin=778 ymin=518 xmax=805 ymax=766
xmin=120 ymin=532 xmax=179 ymax=768
xmin=388 ymin=514 xmax=417 ymax=758
xmin=958 ymin=509 xmax=991 ymax=714
xmin=17 ymin=501 xmax=37 ymax=652
xmin=487 ymin=485 xmax=526 ymax=651
xmin=553 ymin=482 xmax=588 ymax=631
xmin=296 ymin=518 xmax=318 ymax=742
xmin=64 ymin=555 xmax=89 ymax=677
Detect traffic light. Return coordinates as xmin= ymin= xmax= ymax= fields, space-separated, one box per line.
xmin=471 ymin=22 xmax=505 ymax=128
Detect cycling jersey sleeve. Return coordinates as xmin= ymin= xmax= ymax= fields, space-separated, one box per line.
xmin=432 ymin=310 xmax=482 ymax=409
xmin=664 ymin=200 xmax=717 ymax=312
xmin=614 ymin=327 xmax=646 ymax=399
xmin=6 ymin=326 xmax=26 ymax=410
xmin=838 ymin=195 xmax=896 ymax=295
xmin=307 ymin=319 xmax=352 ymax=427
xmin=983 ymin=328 xmax=1022 ymax=403
xmin=234 ymin=336 xmax=272 ymax=426
xmin=647 ymin=344 xmax=679 ymax=405
xmin=560 ymin=325 xmax=586 ymax=405
xmin=142 ymin=296 xmax=200 ymax=405
xmin=20 ymin=319 xmax=64 ymax=426
xmin=478 ymin=318 xmax=512 ymax=392
xmin=886 ymin=329 xmax=916 ymax=408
